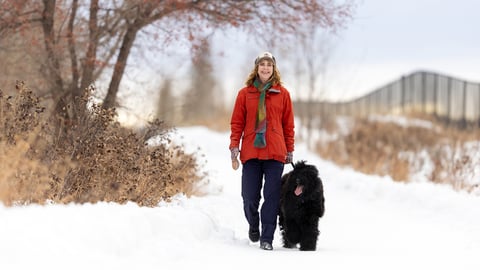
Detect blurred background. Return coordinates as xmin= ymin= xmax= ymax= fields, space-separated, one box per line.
xmin=109 ymin=0 xmax=480 ymax=127
xmin=1 ymin=0 xmax=479 ymax=199
xmin=104 ymin=0 xmax=480 ymax=127
xmin=1 ymin=0 xmax=479 ymax=127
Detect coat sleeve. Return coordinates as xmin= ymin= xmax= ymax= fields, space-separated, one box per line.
xmin=282 ymin=89 xmax=295 ymax=153
xmin=229 ymin=90 xmax=246 ymax=149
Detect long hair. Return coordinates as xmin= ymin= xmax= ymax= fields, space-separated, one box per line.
xmin=244 ymin=63 xmax=282 ymax=86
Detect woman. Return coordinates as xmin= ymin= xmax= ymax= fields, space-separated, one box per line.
xmin=229 ymin=51 xmax=295 ymax=250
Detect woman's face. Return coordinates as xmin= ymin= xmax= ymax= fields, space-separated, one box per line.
xmin=257 ymin=59 xmax=274 ymax=83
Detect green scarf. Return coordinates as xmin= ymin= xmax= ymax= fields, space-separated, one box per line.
xmin=253 ymin=77 xmax=272 ymax=148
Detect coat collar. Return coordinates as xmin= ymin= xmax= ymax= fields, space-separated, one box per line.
xmin=247 ymin=85 xmax=281 ymax=94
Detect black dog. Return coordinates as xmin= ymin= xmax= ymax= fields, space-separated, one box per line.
xmin=279 ymin=161 xmax=325 ymax=251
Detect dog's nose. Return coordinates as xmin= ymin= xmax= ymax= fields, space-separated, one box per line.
xmin=296 ymin=178 xmax=300 ymax=185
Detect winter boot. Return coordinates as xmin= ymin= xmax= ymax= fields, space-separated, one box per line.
xmin=249 ymin=228 xmax=260 ymax=242
xmin=260 ymin=241 xmax=273 ymax=250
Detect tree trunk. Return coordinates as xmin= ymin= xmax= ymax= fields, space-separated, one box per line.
xmin=67 ymin=0 xmax=79 ymax=95
xmin=42 ymin=0 xmax=71 ymax=129
xmin=41 ymin=0 xmax=64 ymax=94
xmin=79 ymin=0 xmax=99 ymax=96
xmin=102 ymin=24 xmax=139 ymax=110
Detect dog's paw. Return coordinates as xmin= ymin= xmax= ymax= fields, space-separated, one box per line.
xmin=282 ymin=241 xmax=297 ymax=249
xmin=299 ymin=246 xmax=316 ymax=251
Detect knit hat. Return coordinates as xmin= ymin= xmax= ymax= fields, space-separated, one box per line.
xmin=254 ymin=51 xmax=276 ymax=65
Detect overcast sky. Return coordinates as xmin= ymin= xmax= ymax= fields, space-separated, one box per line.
xmin=323 ymin=0 xmax=480 ymax=101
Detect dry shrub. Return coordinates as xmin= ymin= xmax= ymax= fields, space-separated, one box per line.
xmin=0 ymin=140 xmax=50 ymax=204
xmin=0 ymin=82 xmax=63 ymax=205
xmin=0 ymin=82 xmax=202 ymax=206
xmin=429 ymin=138 xmax=480 ymax=191
xmin=316 ymin=116 xmax=480 ymax=192
xmin=318 ymin=119 xmax=437 ymax=181
xmin=318 ymin=113 xmax=339 ymax=134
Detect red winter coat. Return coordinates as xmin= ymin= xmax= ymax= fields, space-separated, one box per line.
xmin=229 ymin=84 xmax=295 ymax=164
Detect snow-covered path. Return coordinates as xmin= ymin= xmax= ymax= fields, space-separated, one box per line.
xmin=1 ymin=126 xmax=479 ymax=270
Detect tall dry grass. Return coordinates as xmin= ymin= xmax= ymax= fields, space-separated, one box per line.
xmin=0 ymin=82 xmax=202 ymax=206
xmin=316 ymin=115 xmax=480 ymax=193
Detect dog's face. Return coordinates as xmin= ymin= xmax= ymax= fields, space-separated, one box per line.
xmin=290 ymin=169 xmax=316 ymax=197
xmin=285 ymin=161 xmax=320 ymax=198
xmin=294 ymin=177 xmax=304 ymax=196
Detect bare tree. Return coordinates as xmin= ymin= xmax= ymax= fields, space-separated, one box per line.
xmin=156 ymin=78 xmax=176 ymax=125
xmin=182 ymin=37 xmax=223 ymax=124
xmin=0 ymin=0 xmax=353 ymax=124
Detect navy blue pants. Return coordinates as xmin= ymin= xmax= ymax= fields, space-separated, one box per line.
xmin=242 ymin=159 xmax=284 ymax=244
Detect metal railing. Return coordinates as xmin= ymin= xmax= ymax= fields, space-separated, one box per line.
xmin=295 ymin=71 xmax=480 ymax=128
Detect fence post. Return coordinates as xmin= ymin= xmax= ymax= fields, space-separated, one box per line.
xmin=433 ymin=73 xmax=438 ymax=118
xmin=385 ymin=84 xmax=393 ymax=114
xmin=422 ymin=72 xmax=427 ymax=114
xmin=401 ymin=75 xmax=405 ymax=114
xmin=368 ymin=95 xmax=372 ymax=116
xmin=447 ymin=77 xmax=452 ymax=126
xmin=461 ymin=81 xmax=467 ymax=128
xmin=478 ymin=84 xmax=480 ymax=128
xmin=376 ymin=91 xmax=380 ymax=114
xmin=410 ymin=74 xmax=415 ymax=114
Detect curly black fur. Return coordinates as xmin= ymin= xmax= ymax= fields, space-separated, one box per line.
xmin=279 ymin=161 xmax=325 ymax=251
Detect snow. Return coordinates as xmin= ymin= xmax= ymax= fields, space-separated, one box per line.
xmin=1 ymin=126 xmax=480 ymax=270
xmin=368 ymin=114 xmax=437 ymax=130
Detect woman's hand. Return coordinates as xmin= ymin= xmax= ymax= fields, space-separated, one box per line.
xmin=230 ymin=147 xmax=240 ymax=170
xmin=286 ymin=152 xmax=293 ymax=163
